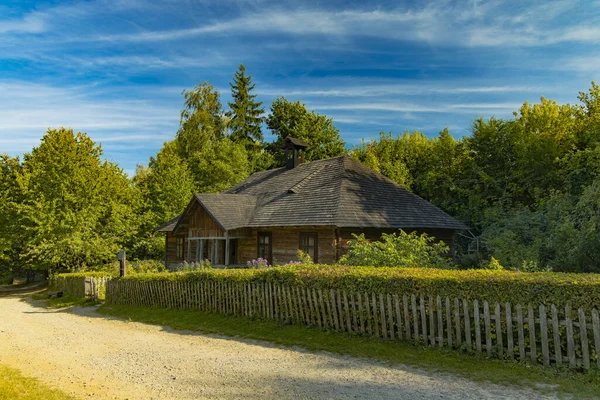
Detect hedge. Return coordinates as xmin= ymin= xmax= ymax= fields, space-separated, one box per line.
xmin=113 ymin=265 xmax=600 ymax=311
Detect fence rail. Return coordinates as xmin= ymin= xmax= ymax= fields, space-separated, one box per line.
xmin=106 ymin=279 xmax=599 ymax=369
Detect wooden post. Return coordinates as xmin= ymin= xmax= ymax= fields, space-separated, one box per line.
xmin=199 ymin=240 xmax=204 ymax=263
xmin=118 ymin=250 xmax=126 ymax=277
xmin=225 ymin=233 xmax=230 ymax=266
xmin=387 ymin=294 xmax=394 ymax=340
xmin=215 ymin=240 xmax=220 ymax=265
xmin=357 ymin=292 xmax=365 ymax=333
xmin=429 ymin=297 xmax=436 ymax=346
xmin=517 ymin=304 xmax=525 ymax=360
xmin=411 ymin=294 xmax=418 ymax=341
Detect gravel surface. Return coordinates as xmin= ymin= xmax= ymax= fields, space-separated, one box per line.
xmin=0 ymin=292 xmax=556 ymax=400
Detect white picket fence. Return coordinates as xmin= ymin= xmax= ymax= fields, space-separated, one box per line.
xmin=106 ymin=279 xmax=599 ymax=369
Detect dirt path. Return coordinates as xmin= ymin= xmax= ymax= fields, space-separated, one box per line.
xmin=0 ymin=293 xmax=555 ymax=400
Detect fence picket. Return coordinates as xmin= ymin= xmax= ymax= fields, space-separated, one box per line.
xmin=438 ymin=296 xmax=444 ymax=346
xmin=387 ymin=294 xmax=394 ymax=340
xmin=474 ymin=299 xmax=482 ymax=353
xmin=446 ymin=297 xmax=453 ymax=348
xmin=411 ymin=294 xmax=418 ymax=341
xmin=454 ymin=298 xmax=461 ymax=347
xmin=495 ymin=302 xmax=503 ymax=358
xmin=365 ymin=292 xmax=373 ymax=335
xmin=357 ymin=292 xmax=365 ymax=333
xmin=351 ymin=292 xmax=358 ymax=332
xmin=380 ymin=294 xmax=388 ymax=339
xmin=373 ymin=293 xmax=380 ymax=338
xmin=484 ymin=301 xmax=492 ymax=356
xmin=551 ymin=304 xmax=561 ymax=366
xmin=338 ymin=290 xmax=345 ymax=331
xmin=394 ymin=295 xmax=403 ymax=340
xmin=429 ymin=297 xmax=435 ymax=346
xmin=516 ymin=304 xmax=525 ymax=360
xmin=528 ymin=305 xmax=537 ymax=363
xmin=592 ymin=308 xmax=600 ymax=368
xmin=463 ymin=299 xmax=471 ymax=350
xmin=420 ymin=295 xmax=427 ymax=343
xmin=403 ymin=295 xmax=410 ymax=340
xmin=345 ymin=291 xmax=352 ymax=333
xmin=539 ymin=304 xmax=550 ymax=366
xmin=566 ymin=304 xmax=576 ymax=367
xmin=505 ymin=302 xmax=514 ymax=360
xmin=313 ymin=289 xmax=322 ymax=327
xmin=579 ymin=308 xmax=590 ymax=370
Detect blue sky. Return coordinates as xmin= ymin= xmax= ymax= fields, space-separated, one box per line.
xmin=0 ymin=0 xmax=599 ymax=174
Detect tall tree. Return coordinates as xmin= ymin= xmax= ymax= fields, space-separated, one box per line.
xmin=227 ymin=64 xmax=265 ymax=145
xmin=17 ymin=128 xmax=136 ymax=272
xmin=266 ymin=97 xmax=346 ymax=164
xmin=0 ymin=154 xmax=23 ymax=278
xmin=175 ymin=82 xmax=225 ymax=160
xmin=132 ymin=141 xmax=195 ymax=259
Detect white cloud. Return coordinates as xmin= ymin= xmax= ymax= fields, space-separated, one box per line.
xmin=0 ymin=14 xmax=45 ymax=34
xmin=49 ymin=1 xmax=600 ymax=48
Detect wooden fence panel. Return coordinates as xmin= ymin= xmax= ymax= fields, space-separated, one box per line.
xmin=103 ymin=279 xmax=599 ymax=370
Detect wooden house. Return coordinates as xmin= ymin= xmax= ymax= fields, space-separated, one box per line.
xmin=156 ymin=137 xmax=467 ymax=267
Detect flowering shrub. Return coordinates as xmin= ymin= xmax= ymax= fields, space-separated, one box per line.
xmin=171 ymin=260 xmax=212 ymax=272
xmin=247 ymin=258 xmax=271 ymax=268
xmin=339 ymin=230 xmax=454 ymax=269
xmin=296 ymin=250 xmax=313 ymax=264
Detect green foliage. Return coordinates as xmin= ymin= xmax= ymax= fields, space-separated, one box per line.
xmin=132 ymin=141 xmax=195 ymax=259
xmin=16 ymin=128 xmax=136 ymax=272
xmin=227 ymin=64 xmax=265 ymax=145
xmin=266 ymin=97 xmax=347 ymax=164
xmin=296 ymin=250 xmax=313 ymax=264
xmin=113 ymin=265 xmax=600 ymax=311
xmin=339 ymin=230 xmax=453 ymax=269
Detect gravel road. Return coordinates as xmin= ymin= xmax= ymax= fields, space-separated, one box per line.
xmin=0 ymin=291 xmax=556 ymax=399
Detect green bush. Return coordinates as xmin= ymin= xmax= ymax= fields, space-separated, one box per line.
xmin=113 ymin=264 xmax=600 ymax=311
xmin=339 ymin=230 xmax=453 ymax=269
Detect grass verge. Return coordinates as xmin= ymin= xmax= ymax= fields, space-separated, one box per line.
xmin=0 ymin=364 xmax=73 ymax=400
xmin=98 ymin=304 xmax=600 ymax=399
xmin=31 ymin=290 xmax=98 ymax=308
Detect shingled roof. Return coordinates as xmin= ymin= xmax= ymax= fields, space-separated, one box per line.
xmin=161 ymin=155 xmax=467 ymax=232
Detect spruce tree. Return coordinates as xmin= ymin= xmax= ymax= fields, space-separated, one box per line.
xmin=228 ymin=64 xmax=265 ymax=145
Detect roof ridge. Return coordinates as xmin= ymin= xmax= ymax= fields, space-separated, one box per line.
xmin=287 ymin=164 xmax=326 ymax=193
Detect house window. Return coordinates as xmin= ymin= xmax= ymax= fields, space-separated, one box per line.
xmin=299 ymin=232 xmax=318 ymax=263
xmin=257 ymin=232 xmax=272 ymax=263
xmin=176 ymin=237 xmax=184 ymax=259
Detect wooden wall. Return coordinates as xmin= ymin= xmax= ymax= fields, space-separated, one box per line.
xmin=187 ymin=202 xmax=225 ymax=238
xmin=238 ymin=227 xmax=336 ymax=265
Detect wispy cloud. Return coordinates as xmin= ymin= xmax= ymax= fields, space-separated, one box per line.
xmin=38 ymin=1 xmax=599 ymax=48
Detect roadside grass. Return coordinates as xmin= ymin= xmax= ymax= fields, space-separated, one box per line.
xmin=31 ymin=290 xmax=98 ymax=308
xmin=0 ymin=364 xmax=74 ymax=400
xmin=98 ymin=304 xmax=600 ymax=398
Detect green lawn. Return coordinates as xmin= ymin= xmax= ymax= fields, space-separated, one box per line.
xmin=98 ymin=304 xmax=600 ymax=398
xmin=0 ymin=364 xmax=73 ymax=400
xmin=32 ymin=291 xmax=98 ymax=308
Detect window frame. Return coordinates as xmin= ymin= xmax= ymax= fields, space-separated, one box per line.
xmin=257 ymin=231 xmax=273 ymax=263
xmin=176 ymin=237 xmax=184 ymax=259
xmin=299 ymin=232 xmax=318 ymax=263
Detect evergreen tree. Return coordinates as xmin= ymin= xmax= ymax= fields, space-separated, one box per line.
xmin=227 ymin=64 xmax=265 ymax=145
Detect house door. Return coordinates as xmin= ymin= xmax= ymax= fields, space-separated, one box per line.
xmin=229 ymin=239 xmax=238 ymax=265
